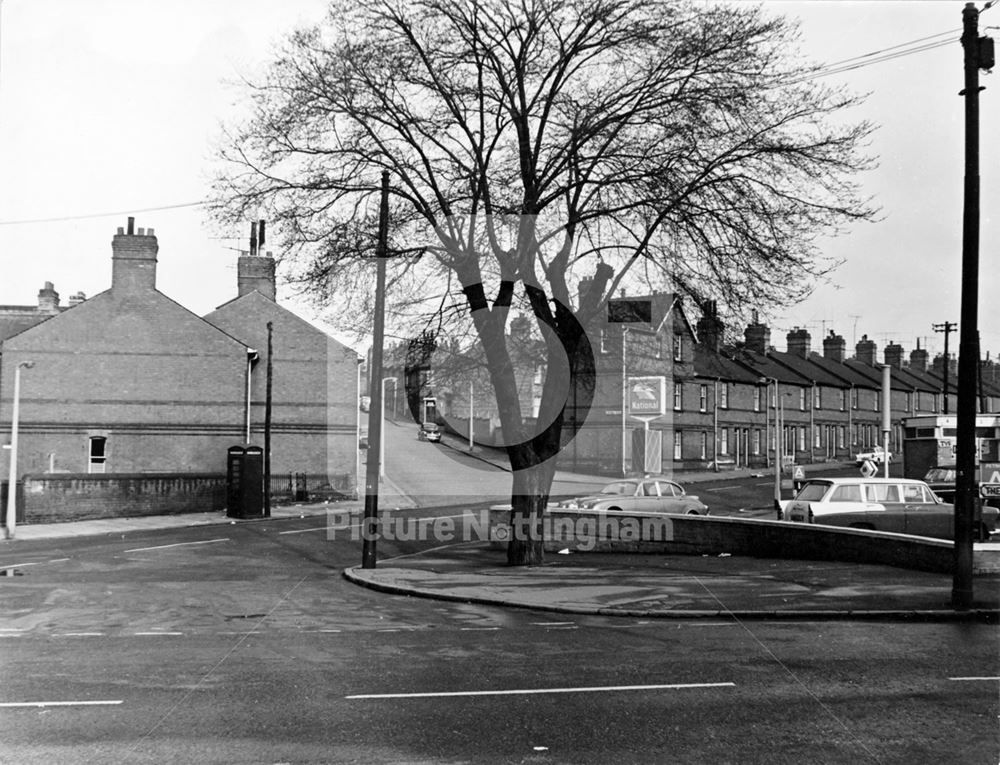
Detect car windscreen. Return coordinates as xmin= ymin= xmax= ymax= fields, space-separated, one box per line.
xmin=924 ymin=468 xmax=956 ymax=483
xmin=794 ymin=481 xmax=832 ymax=501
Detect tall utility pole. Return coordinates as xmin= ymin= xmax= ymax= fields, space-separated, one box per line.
xmin=361 ymin=172 xmax=390 ymax=570
xmin=932 ymin=321 xmax=957 ymax=413
xmin=954 ymin=3 xmax=993 ymax=609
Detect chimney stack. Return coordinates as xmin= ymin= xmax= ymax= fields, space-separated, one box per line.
xmin=237 ymin=251 xmax=276 ymax=301
xmin=696 ymin=300 xmax=725 ymax=353
xmin=822 ymin=330 xmax=847 ymax=362
xmin=68 ymin=291 xmax=87 ymax=307
xmin=786 ymin=327 xmax=811 ymax=358
xmin=744 ymin=317 xmax=771 ymax=355
xmin=909 ymin=339 xmax=929 ymax=373
xmin=112 ymin=219 xmax=158 ymax=293
xmin=855 ymin=334 xmax=877 ymax=366
xmin=884 ymin=342 xmax=904 ymax=370
xmin=37 ymin=281 xmax=60 ymax=312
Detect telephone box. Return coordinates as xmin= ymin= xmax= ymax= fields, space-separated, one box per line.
xmin=226 ymin=445 xmax=264 ymax=519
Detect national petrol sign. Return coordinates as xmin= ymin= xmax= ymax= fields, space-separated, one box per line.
xmin=627 ymin=376 xmax=666 ymax=419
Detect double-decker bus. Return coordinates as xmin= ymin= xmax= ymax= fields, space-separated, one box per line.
xmin=901 ymin=414 xmax=1000 ymax=484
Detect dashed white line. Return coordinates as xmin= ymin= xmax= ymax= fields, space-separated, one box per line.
xmin=530 ymin=621 xmax=576 ymax=626
xmin=278 ymin=526 xmax=333 ymax=535
xmin=0 ymin=700 xmax=123 ymax=708
xmin=346 ymin=682 xmax=736 ymax=700
xmin=57 ymin=632 xmax=105 ymax=637
xmin=950 ymin=676 xmax=1000 ymax=681
xmin=133 ymin=631 xmax=183 ymax=636
xmin=0 ymin=562 xmax=43 ymax=571
xmin=706 ymin=486 xmax=742 ymax=492
xmin=460 ymin=627 xmax=501 ymax=631
xmin=124 ymin=538 xmax=229 ymax=553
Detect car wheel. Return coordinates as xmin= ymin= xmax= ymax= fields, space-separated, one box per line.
xmin=607 ymin=506 xmax=623 ymax=513
xmin=685 ymin=508 xmax=699 ymax=515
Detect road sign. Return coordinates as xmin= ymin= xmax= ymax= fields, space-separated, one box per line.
xmin=860 ymin=460 xmax=878 ymax=478
xmin=792 ymin=466 xmax=805 ymax=480
xmin=981 ymin=483 xmax=1000 ymax=499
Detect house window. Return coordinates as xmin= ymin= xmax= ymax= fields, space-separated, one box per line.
xmin=798 ymin=389 xmax=806 ymax=411
xmin=838 ymin=426 xmax=846 ymax=448
xmin=851 ymin=388 xmax=859 ymax=410
xmin=933 ymin=393 xmax=940 ymax=413
xmin=674 ymin=431 xmax=683 ymax=460
xmin=699 ymin=432 xmax=708 ymax=459
xmin=752 ymin=429 xmax=761 ymax=455
xmin=753 ymin=386 xmax=761 ymax=412
xmin=699 ymin=385 xmax=708 ymax=412
xmin=839 ymin=390 xmax=847 ymax=412
xmin=813 ymin=388 xmax=821 ymax=410
xmin=720 ymin=428 xmax=729 ymax=455
xmin=599 ymin=329 xmax=607 ymax=354
xmin=798 ymin=427 xmax=806 ymax=451
xmin=814 ymin=427 xmax=822 ymax=448
xmin=720 ymin=384 xmax=729 ymax=409
xmin=874 ymin=392 xmax=879 ymax=412
xmin=673 ymin=385 xmax=682 ymax=411
xmin=673 ymin=336 xmax=682 ymax=362
xmin=89 ymin=436 xmax=107 ymax=474
xmin=906 ymin=392 xmax=913 ymax=413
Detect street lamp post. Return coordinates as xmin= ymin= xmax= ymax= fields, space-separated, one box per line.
xmin=760 ymin=377 xmax=783 ymax=516
xmin=5 ymin=360 xmax=34 ymax=539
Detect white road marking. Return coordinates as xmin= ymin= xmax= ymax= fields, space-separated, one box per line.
xmin=346 ymin=682 xmax=736 ymax=700
xmin=706 ymin=486 xmax=742 ymax=492
xmin=124 ymin=538 xmax=229 ymax=553
xmin=0 ymin=700 xmax=123 ymax=708
xmin=58 ymin=632 xmax=105 ymax=637
xmin=460 ymin=627 xmax=500 ymax=631
xmin=949 ymin=676 xmax=1000 ymax=681
xmin=48 ymin=558 xmax=70 ymax=563
xmin=278 ymin=526 xmax=332 ymax=535
xmin=0 ymin=562 xmax=43 ymax=571
xmin=133 ymin=631 xmax=183 ymax=636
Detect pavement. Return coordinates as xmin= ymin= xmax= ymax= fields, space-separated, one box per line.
xmin=3 ymin=483 xmax=998 ymax=622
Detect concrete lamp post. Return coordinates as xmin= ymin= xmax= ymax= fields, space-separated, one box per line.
xmin=759 ymin=377 xmax=783 ymax=516
xmin=5 ymin=361 xmax=34 ymax=539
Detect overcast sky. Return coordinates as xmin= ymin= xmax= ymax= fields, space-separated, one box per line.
xmin=0 ymin=0 xmax=995 ymax=362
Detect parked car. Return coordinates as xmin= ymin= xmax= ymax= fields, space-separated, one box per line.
xmin=417 ymin=421 xmax=441 ymax=442
xmin=924 ymin=465 xmax=1000 ymax=509
xmin=854 ymin=445 xmax=891 ymax=465
xmin=552 ymin=477 xmax=708 ymax=515
xmin=781 ymin=476 xmax=999 ymax=540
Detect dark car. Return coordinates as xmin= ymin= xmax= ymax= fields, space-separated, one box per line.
xmin=924 ymin=466 xmax=1000 ymax=510
xmin=417 ymin=422 xmax=441 ymax=442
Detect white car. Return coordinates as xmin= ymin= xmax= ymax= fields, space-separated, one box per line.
xmin=854 ymin=446 xmax=891 ymax=465
xmin=781 ymin=476 xmax=999 ymax=540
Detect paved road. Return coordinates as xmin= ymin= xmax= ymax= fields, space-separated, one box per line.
xmin=1 ymin=515 xmax=997 ymax=764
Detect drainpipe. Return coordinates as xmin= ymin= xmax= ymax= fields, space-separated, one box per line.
xmin=245 ymin=349 xmax=258 ymax=442
xmin=712 ymin=378 xmax=719 ymax=471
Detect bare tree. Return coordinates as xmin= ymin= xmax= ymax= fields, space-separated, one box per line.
xmin=212 ymin=0 xmax=876 ymax=565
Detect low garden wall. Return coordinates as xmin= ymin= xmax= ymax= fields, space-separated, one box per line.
xmin=486 ymin=507 xmax=990 ymax=575
xmin=19 ymin=473 xmax=227 ymax=523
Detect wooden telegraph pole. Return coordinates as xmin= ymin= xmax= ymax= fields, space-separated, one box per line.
xmin=954 ymin=3 xmax=993 ymax=608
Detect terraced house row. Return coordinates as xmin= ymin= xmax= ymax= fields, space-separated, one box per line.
xmin=390 ymin=296 xmax=1000 ymax=478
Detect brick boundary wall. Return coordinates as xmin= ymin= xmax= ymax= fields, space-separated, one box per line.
xmin=487 ymin=508 xmax=969 ymax=574
xmin=20 ymin=473 xmax=227 ymax=523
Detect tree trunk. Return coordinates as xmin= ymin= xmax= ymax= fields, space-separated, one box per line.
xmin=506 ymin=457 xmax=557 ymax=566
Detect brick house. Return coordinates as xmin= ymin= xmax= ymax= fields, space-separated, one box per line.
xmin=0 ymin=220 xmax=358 ymax=521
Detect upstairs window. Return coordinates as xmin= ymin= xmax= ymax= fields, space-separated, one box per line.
xmin=753 ymin=386 xmax=761 ymax=412
xmin=720 ymin=384 xmax=729 ymax=409
xmin=699 ymin=385 xmax=708 ymax=412
xmin=673 ymin=336 xmax=683 ymax=362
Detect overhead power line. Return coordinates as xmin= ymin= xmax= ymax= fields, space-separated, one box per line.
xmin=0 ymin=200 xmax=206 ymax=226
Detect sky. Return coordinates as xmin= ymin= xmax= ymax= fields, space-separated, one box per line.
xmin=0 ymin=0 xmax=996 ymax=363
